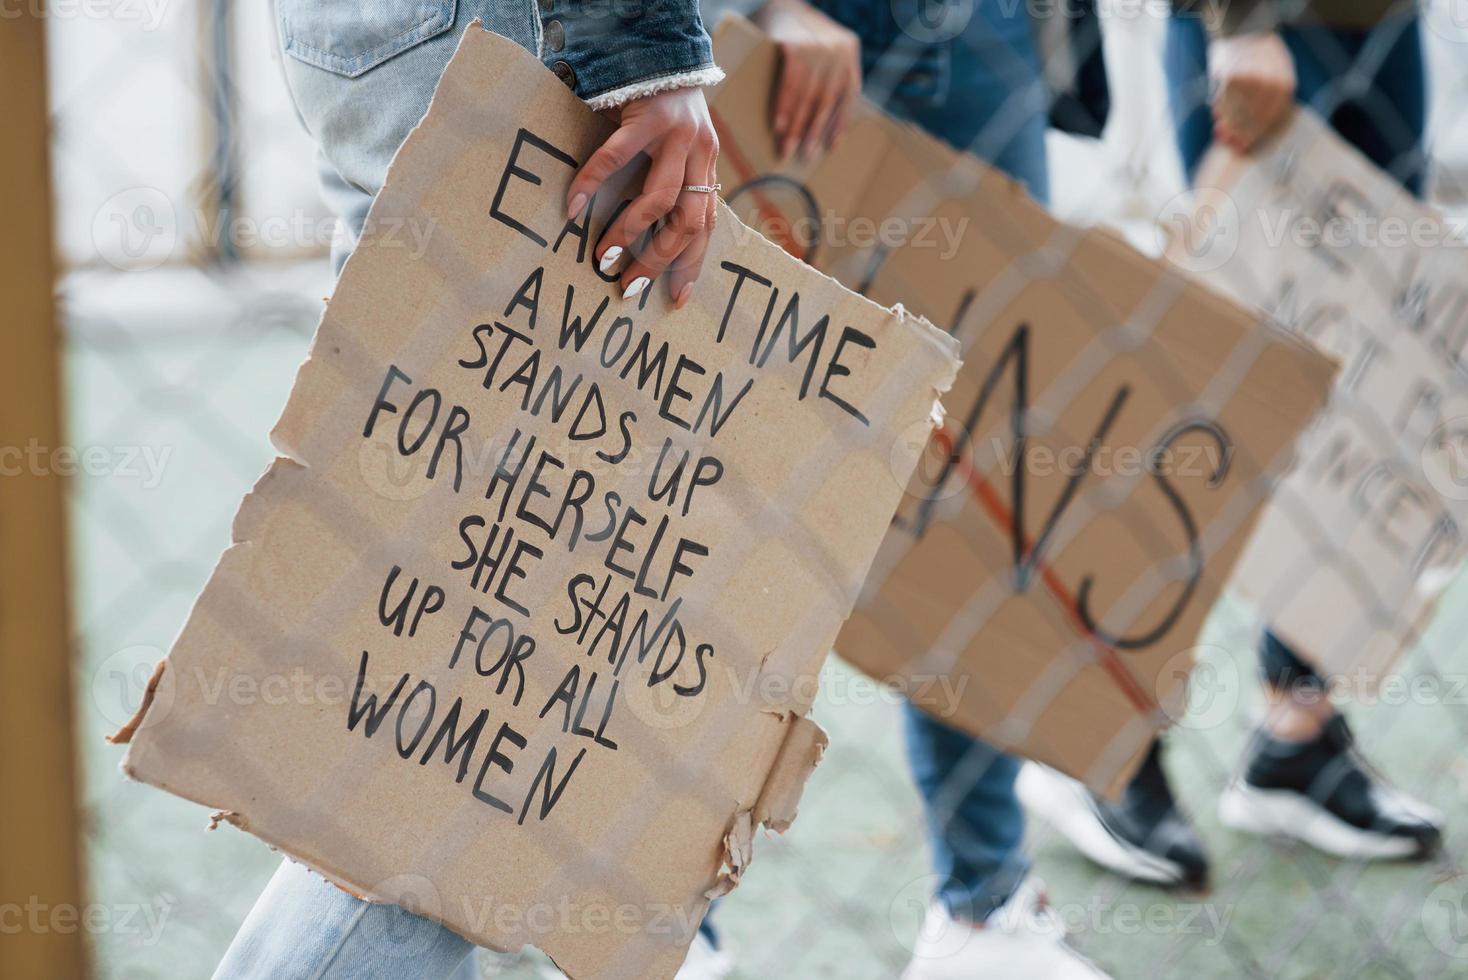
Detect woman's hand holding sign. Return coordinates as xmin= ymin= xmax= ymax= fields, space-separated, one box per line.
xmin=1209 ymin=31 xmax=1296 ymax=153
xmin=567 ymin=88 xmax=721 ymax=310
xmin=756 ymin=0 xmax=862 ymax=162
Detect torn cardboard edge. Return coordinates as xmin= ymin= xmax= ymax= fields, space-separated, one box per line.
xmin=706 ymin=713 xmax=828 ymax=897
xmin=105 ymin=657 xmax=165 ymax=746
xmin=753 ymin=713 xmax=828 ymax=832
xmin=113 ymin=26 xmax=959 ymax=969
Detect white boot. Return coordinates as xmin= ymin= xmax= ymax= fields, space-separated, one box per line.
xmin=901 ymin=878 xmax=1110 ymax=980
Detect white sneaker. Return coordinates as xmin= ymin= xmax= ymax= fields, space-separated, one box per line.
xmin=674 ymin=932 xmax=734 ymax=980
xmin=900 ymin=878 xmax=1110 ymax=980
xmin=1017 ymin=759 xmax=1210 ymax=889
xmin=1218 ymin=716 xmax=1443 ymax=861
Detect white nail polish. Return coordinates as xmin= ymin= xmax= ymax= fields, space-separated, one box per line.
xmin=598 ymin=246 xmax=623 ymax=274
xmin=622 ymin=276 xmax=649 ymax=300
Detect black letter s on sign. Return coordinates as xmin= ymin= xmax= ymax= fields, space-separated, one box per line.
xmin=1075 ymin=419 xmax=1231 ymax=650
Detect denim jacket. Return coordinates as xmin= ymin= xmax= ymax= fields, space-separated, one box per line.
xmin=278 ymin=0 xmax=720 ymax=107
xmin=275 ymin=0 xmax=721 ymax=201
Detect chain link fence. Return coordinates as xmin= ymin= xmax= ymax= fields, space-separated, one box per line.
xmin=50 ymin=0 xmax=1468 ymax=977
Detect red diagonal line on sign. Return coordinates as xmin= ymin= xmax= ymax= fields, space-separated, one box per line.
xmin=709 ymin=107 xmax=809 ymax=262
xmin=712 ymin=113 xmax=1157 ymax=717
xmin=931 ymin=427 xmax=1158 ymax=716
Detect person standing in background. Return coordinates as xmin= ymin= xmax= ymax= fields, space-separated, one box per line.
xmin=711 ymin=0 xmax=1110 ymax=975
xmin=1020 ymin=0 xmax=1444 ymax=891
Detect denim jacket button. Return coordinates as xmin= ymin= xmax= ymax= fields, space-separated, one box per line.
xmin=551 ymin=59 xmax=577 ymax=90
xmin=544 ymin=19 xmax=565 ymax=52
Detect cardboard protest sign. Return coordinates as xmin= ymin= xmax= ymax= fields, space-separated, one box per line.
xmin=709 ymin=16 xmax=1338 ymax=795
xmin=1171 ymin=110 xmax=1468 ymax=680
xmin=114 ymin=24 xmax=957 ymax=979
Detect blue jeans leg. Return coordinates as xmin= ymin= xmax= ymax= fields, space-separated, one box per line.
xmin=1163 ymin=15 xmax=1214 ymax=188
xmin=1280 ymin=16 xmax=1427 ymax=198
xmin=214 ymin=859 xmax=476 ymax=980
xmin=866 ymin=3 xmax=1047 ymax=925
xmin=865 ymin=0 xmax=1051 ymax=206
xmin=902 ymin=705 xmax=1030 ymax=922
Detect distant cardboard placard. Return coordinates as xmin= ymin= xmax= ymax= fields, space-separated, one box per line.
xmin=115 ymin=25 xmax=957 ymax=980
xmin=1175 ymin=110 xmax=1468 ymax=679
xmin=710 ymin=16 xmax=1338 ymax=795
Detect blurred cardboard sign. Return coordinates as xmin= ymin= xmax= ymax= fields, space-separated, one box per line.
xmin=1175 ymin=110 xmax=1468 ymax=680
xmin=115 ymin=25 xmax=957 ymax=980
xmin=710 ymin=16 xmax=1337 ymax=795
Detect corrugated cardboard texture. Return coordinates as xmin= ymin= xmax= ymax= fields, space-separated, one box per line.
xmin=709 ymin=16 xmax=1338 ymax=796
xmin=119 ymin=25 xmax=957 ymax=979
xmin=1184 ymin=110 xmax=1468 ymax=680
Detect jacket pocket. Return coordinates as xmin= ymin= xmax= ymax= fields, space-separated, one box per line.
xmin=278 ymin=0 xmax=457 ymax=78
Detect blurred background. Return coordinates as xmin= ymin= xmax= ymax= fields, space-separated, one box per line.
xmin=9 ymin=0 xmax=1468 ymax=977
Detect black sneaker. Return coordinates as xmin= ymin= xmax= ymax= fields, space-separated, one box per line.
xmin=1018 ymin=741 xmax=1210 ymax=889
xmin=1219 ymin=715 xmax=1442 ymax=860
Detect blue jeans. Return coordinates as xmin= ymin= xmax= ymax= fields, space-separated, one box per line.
xmin=830 ymin=0 xmax=1050 ymax=206
xmin=1164 ymin=12 xmax=1427 ymax=690
xmin=856 ymin=0 xmax=1048 ymax=922
xmin=215 ymin=860 xmax=480 ymax=980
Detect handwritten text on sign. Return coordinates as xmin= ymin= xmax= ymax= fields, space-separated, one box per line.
xmin=120 ymin=25 xmax=956 ymax=980
xmin=1188 ymin=110 xmax=1468 ymax=677
xmin=344 ymin=127 xmax=886 ymax=821
xmin=708 ymin=15 xmax=1336 ymax=794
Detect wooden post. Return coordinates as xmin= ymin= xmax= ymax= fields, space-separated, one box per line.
xmin=0 ymin=4 xmax=90 ymax=978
